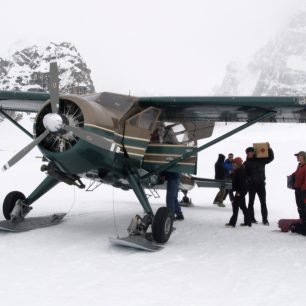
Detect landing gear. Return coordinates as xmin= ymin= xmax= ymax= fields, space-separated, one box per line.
xmin=113 ymin=208 xmax=173 ymax=251
xmin=3 ymin=191 xmax=26 ymax=220
xmin=3 ymin=191 xmax=33 ymax=222
xmin=2 ymin=176 xmax=60 ymax=223
xmin=180 ymin=190 xmax=192 ymax=207
xmin=127 ymin=207 xmax=173 ymax=244
xmin=152 ymin=207 xmax=173 ymax=243
xmin=117 ymin=169 xmax=173 ymax=250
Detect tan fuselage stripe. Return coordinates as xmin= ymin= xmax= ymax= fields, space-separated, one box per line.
xmin=85 ymin=123 xmax=150 ymax=142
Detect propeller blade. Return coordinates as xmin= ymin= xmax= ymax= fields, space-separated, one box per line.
xmin=64 ymin=125 xmax=114 ymax=151
xmin=49 ymin=62 xmax=60 ymax=113
xmin=2 ymin=129 xmax=49 ymax=172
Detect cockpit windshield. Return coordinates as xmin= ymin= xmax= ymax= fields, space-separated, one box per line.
xmin=95 ymin=92 xmax=135 ymax=116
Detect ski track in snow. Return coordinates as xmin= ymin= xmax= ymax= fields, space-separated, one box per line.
xmin=0 ymin=116 xmax=306 ymax=306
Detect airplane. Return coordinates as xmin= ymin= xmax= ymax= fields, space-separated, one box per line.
xmin=0 ymin=62 xmax=306 ymax=248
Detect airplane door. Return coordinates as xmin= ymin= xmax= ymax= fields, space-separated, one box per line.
xmin=143 ymin=123 xmax=198 ymax=175
xmin=123 ymin=107 xmax=161 ymax=160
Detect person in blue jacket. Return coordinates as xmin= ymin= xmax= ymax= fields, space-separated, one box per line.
xmin=223 ymin=153 xmax=234 ymax=203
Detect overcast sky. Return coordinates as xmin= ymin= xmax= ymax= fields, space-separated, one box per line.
xmin=1 ymin=0 xmax=305 ymax=95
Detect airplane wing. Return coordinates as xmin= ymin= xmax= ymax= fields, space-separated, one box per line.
xmin=0 ymin=90 xmax=49 ymax=112
xmin=138 ymin=96 xmax=306 ymax=123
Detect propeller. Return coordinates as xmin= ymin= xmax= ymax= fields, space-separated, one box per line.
xmin=49 ymin=62 xmax=60 ymax=114
xmin=2 ymin=62 xmax=114 ymax=172
xmin=1 ymin=130 xmax=49 ymax=171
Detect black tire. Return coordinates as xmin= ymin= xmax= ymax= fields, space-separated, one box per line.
xmin=152 ymin=207 xmax=173 ymax=243
xmin=3 ymin=191 xmax=26 ymax=220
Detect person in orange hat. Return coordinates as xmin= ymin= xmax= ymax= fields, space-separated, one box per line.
xmin=225 ymin=157 xmax=251 ymax=227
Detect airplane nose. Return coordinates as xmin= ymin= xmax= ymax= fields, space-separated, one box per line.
xmin=43 ymin=113 xmax=64 ymax=132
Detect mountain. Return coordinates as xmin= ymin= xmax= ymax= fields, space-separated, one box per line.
xmin=214 ymin=12 xmax=306 ymax=96
xmin=0 ymin=42 xmax=95 ymax=95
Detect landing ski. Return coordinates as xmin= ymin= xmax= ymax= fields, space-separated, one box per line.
xmin=109 ymin=235 xmax=163 ymax=252
xmin=0 ymin=213 xmax=66 ymax=232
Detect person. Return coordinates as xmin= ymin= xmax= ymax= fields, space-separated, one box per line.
xmin=223 ymin=153 xmax=234 ymax=203
xmin=225 ymin=157 xmax=251 ymax=227
xmin=213 ymin=154 xmax=226 ymax=207
xmin=152 ymin=124 xmax=183 ymax=221
xmin=244 ymin=144 xmax=274 ymax=225
xmin=290 ymin=151 xmax=306 ymax=219
xmin=164 ymin=171 xmax=184 ymax=220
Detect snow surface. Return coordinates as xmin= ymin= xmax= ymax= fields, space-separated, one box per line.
xmin=0 ymin=115 xmax=306 ymax=306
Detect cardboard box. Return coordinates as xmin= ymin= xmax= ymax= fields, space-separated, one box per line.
xmin=253 ymin=142 xmax=269 ymax=158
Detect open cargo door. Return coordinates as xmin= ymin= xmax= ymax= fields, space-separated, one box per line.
xmin=143 ymin=123 xmax=198 ymax=174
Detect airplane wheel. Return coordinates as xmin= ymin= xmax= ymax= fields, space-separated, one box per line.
xmin=3 ymin=191 xmax=26 ymax=220
xmin=152 ymin=207 xmax=173 ymax=244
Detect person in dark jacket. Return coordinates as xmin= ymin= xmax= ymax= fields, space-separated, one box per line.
xmin=244 ymin=144 xmax=274 ymax=225
xmin=213 ymin=154 xmax=226 ymax=207
xmin=225 ymin=157 xmax=251 ymax=227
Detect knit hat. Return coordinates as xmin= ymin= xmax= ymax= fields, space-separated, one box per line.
xmin=233 ymin=157 xmax=243 ymax=166
xmin=245 ymin=147 xmax=254 ymax=153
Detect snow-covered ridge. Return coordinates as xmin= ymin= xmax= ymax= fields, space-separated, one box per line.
xmin=214 ymin=12 xmax=306 ymax=96
xmin=0 ymin=42 xmax=95 ymax=94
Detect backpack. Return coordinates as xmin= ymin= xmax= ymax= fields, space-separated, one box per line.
xmin=290 ymin=221 xmax=306 ymax=235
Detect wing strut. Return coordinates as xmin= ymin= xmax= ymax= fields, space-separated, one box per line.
xmin=140 ymin=111 xmax=276 ymax=180
xmin=0 ymin=108 xmax=33 ymax=139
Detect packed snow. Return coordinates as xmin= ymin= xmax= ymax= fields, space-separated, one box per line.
xmin=0 ymin=115 xmax=305 ymax=306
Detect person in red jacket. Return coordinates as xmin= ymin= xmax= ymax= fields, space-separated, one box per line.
xmin=291 ymin=151 xmax=306 ymax=219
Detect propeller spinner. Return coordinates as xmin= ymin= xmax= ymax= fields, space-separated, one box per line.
xmin=43 ymin=113 xmax=64 ymax=132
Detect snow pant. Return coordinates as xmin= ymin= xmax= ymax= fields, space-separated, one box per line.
xmin=166 ymin=174 xmax=182 ymax=216
xmin=248 ymin=182 xmax=268 ymax=223
xmin=223 ymin=189 xmax=234 ymax=202
xmin=295 ymin=189 xmax=306 ymax=220
xmin=294 ymin=189 xmax=305 ymax=219
xmin=229 ymin=194 xmax=251 ymax=226
xmin=213 ymin=188 xmax=226 ymax=204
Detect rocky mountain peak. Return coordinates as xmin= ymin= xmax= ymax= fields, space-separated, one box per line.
xmin=0 ymin=42 xmax=95 ymax=94
xmin=215 ymin=12 xmax=306 ymax=96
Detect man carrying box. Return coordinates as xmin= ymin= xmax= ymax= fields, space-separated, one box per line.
xmin=245 ymin=143 xmax=274 ymax=225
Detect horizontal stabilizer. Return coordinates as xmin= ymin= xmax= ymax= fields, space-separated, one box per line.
xmin=193 ymin=177 xmax=232 ymax=189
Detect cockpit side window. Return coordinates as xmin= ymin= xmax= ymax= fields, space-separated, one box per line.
xmin=139 ymin=108 xmax=160 ymax=130
xmin=127 ymin=107 xmax=160 ymax=132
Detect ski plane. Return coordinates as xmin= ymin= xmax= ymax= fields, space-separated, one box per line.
xmin=1 ymin=62 xmax=306 ymax=247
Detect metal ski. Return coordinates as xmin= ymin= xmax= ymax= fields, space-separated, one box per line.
xmin=0 ymin=213 xmax=66 ymax=232
xmin=109 ymin=235 xmax=163 ymax=252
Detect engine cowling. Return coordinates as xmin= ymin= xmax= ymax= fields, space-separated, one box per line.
xmin=35 ymin=99 xmax=84 ymax=152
